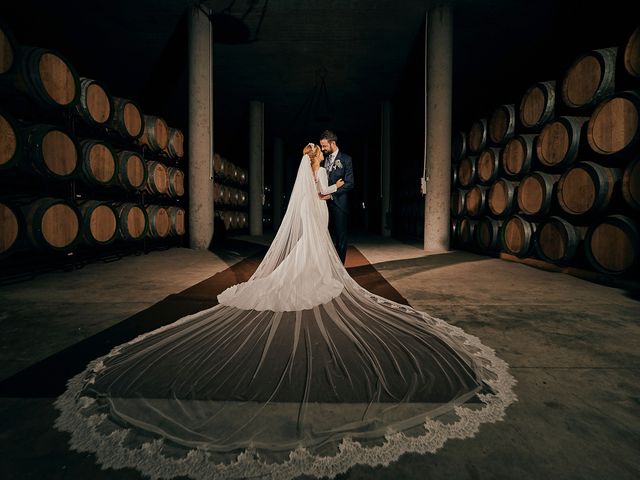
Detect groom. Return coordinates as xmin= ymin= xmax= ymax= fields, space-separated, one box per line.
xmin=319 ymin=130 xmax=354 ymax=264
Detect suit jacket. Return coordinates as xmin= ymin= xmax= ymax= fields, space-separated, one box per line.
xmin=324 ymin=151 xmax=354 ymax=212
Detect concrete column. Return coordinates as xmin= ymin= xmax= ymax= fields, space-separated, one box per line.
xmin=272 ymin=137 xmax=284 ymax=230
xmin=249 ymin=101 xmax=264 ymax=236
xmin=424 ymin=5 xmax=453 ymax=252
xmin=188 ymin=5 xmax=214 ymax=249
xmin=381 ymin=101 xmax=392 ymax=237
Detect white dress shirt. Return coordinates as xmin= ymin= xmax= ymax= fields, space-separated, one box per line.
xmin=324 ymin=148 xmax=339 ymax=171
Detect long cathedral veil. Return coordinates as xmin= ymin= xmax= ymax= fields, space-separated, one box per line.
xmin=217 ymin=147 xmax=345 ymax=311
xmin=54 ymin=148 xmax=517 ymax=480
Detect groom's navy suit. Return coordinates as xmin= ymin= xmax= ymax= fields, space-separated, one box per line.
xmin=324 ymin=150 xmax=354 ymax=264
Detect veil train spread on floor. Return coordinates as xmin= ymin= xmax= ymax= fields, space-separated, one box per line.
xmin=54 ymin=147 xmax=517 ymax=480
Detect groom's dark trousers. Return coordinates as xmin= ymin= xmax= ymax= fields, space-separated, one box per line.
xmin=325 ymin=151 xmax=354 ymax=264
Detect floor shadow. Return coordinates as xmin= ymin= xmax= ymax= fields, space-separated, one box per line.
xmin=0 ymin=246 xmax=407 ymax=398
xmin=367 ymin=249 xmax=496 ymax=274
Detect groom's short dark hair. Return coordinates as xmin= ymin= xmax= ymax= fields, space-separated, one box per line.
xmin=320 ymin=130 xmax=338 ymax=143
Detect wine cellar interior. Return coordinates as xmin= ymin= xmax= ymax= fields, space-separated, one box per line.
xmin=0 ymin=26 xmax=187 ymax=277
xmin=452 ymin=37 xmax=640 ymax=278
xmin=0 ymin=1 xmax=639 ymax=479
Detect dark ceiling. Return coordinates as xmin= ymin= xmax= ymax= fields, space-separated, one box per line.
xmin=1 ymin=0 xmax=637 ymax=161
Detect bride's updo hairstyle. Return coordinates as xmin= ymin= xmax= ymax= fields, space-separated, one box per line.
xmin=303 ymin=143 xmax=323 ymax=164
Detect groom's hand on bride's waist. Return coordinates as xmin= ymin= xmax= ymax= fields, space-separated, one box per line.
xmin=319 ymin=193 xmax=332 ymax=200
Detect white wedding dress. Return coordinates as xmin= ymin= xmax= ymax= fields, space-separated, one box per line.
xmin=54 ymin=151 xmax=517 ymax=480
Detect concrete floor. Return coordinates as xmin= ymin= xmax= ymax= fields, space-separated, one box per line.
xmin=0 ymin=234 xmax=638 ymax=479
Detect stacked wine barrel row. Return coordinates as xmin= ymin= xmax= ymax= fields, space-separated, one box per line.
xmin=452 ymin=26 xmax=640 ymax=276
xmin=0 ymin=21 xmax=187 ymax=263
xmin=212 ymin=152 xmax=249 ymax=231
xmin=215 ymin=210 xmax=249 ymax=231
xmin=0 ymin=110 xmax=185 ymax=197
xmin=0 ymin=197 xmax=186 ymax=258
xmin=213 ymin=153 xmax=248 ymax=186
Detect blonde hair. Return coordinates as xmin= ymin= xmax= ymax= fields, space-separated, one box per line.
xmin=303 ymin=143 xmax=323 ymax=166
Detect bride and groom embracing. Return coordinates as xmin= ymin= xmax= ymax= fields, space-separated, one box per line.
xmin=53 ymin=127 xmax=516 ymax=480
xmin=311 ymin=129 xmax=354 ymax=264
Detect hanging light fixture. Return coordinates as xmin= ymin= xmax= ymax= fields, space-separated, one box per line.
xmin=290 ymin=68 xmax=333 ymax=132
xmin=200 ymin=0 xmax=270 ymax=44
xmin=312 ymin=69 xmax=332 ymax=122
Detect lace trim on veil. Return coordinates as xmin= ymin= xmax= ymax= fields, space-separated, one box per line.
xmin=54 ymin=290 xmax=517 ymax=480
xmin=53 ymin=150 xmax=518 ymax=479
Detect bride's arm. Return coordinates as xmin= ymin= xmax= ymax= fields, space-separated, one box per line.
xmin=317 ymin=168 xmax=337 ymax=195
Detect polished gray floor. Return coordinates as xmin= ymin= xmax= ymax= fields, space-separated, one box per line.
xmin=0 ymin=235 xmax=638 ymax=479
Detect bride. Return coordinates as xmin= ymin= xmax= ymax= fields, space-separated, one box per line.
xmin=54 ymin=143 xmax=517 ymax=480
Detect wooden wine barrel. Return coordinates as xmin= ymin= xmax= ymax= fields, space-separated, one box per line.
xmin=145 ymin=161 xmax=168 ymax=195
xmin=535 ymin=216 xmax=586 ymax=265
xmin=452 ymin=131 xmax=466 ymax=163
xmin=0 ymin=108 xmax=21 ymax=170
xmin=214 ymin=183 xmax=225 ymax=204
xmin=561 ymin=47 xmax=616 ymax=110
xmin=146 ymin=205 xmax=170 ymax=238
xmin=624 ymin=25 xmax=640 ymax=79
xmin=225 ymin=187 xmax=235 ymax=206
xmin=519 ymin=81 xmax=556 ymax=130
xmin=585 ymin=215 xmax=639 ymax=275
xmin=557 ymin=161 xmax=622 ymax=216
xmin=457 ymin=156 xmax=477 ymax=187
xmin=0 ymin=201 xmax=21 ymax=257
xmin=221 ymin=158 xmax=233 ymax=179
xmin=501 ymin=215 xmax=537 ymax=257
xmin=0 ymin=21 xmax=16 ymax=74
xmin=236 ymin=212 xmax=244 ymax=229
xmin=468 ymin=119 xmax=487 ymax=153
xmin=517 ymin=171 xmax=561 ymax=217
xmin=229 ymin=163 xmax=239 ymax=183
xmin=22 ymin=197 xmax=81 ymax=251
xmin=451 ymin=217 xmax=461 ymax=245
xmin=23 ymin=124 xmax=79 ymax=179
xmin=75 ymin=77 xmax=112 ymax=127
xmin=234 ymin=211 xmax=244 ymax=230
xmin=488 ymin=104 xmax=515 ymax=145
xmin=502 ymin=134 xmax=537 ymax=179
xmin=465 ymin=185 xmax=489 ymax=218
xmin=108 ymin=97 xmax=144 ymax=139
xmin=113 ymin=203 xmax=148 ymax=240
xmin=166 ymin=206 xmax=186 ymax=235
xmin=238 ymin=168 xmax=247 ymax=185
xmin=239 ymin=212 xmax=248 ymax=229
xmin=77 ymin=200 xmax=118 ymax=245
xmin=451 ymin=188 xmax=468 ymax=216
xmin=221 ymin=210 xmax=235 ymax=230
xmin=458 ymin=217 xmax=477 ymax=245
xmin=167 ymin=167 xmax=185 ymax=197
xmin=213 ymin=153 xmax=224 ymax=176
xmin=586 ymin=90 xmax=640 ymax=157
xmin=116 ymin=151 xmax=147 ymax=191
xmin=622 ymin=155 xmax=640 ymax=210
xmin=78 ymin=139 xmax=118 ymax=186
xmin=488 ymin=178 xmax=519 ymax=217
xmin=234 ymin=187 xmax=242 ymax=205
xmin=4 ymin=46 xmax=80 ymax=108
xmin=239 ymin=190 xmax=248 ymax=206
xmin=475 ymin=217 xmax=503 ymax=251
xmin=451 ymin=167 xmax=458 ymax=187
xmin=477 ymin=148 xmax=502 ymax=185
xmin=536 ymin=116 xmax=589 ymax=171
xmin=223 ymin=185 xmax=233 ymax=205
xmin=139 ymin=115 xmax=169 ymax=152
xmin=166 ymin=128 xmax=184 ymax=158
